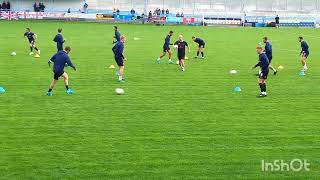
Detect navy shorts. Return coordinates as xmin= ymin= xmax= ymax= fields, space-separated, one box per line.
xmin=57 ymin=44 xmax=63 ymax=52
xmin=268 ymin=56 xmax=273 ymax=63
xmin=29 ymin=39 xmax=35 ymax=45
xmin=199 ymin=43 xmax=205 ymax=48
xmin=54 ymin=71 xmax=64 ymax=80
xmin=163 ymin=46 xmax=170 ymax=53
xmin=302 ymin=51 xmax=309 ymax=58
xmin=259 ymin=71 xmax=269 ymax=80
xmin=115 ymin=57 xmax=124 ymax=66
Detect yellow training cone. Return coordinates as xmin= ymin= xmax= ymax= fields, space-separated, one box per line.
xmin=109 ymin=65 xmax=116 ymax=69
xmin=34 ymin=54 xmax=40 ymax=58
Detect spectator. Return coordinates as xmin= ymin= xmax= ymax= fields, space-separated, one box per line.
xmin=148 ymin=10 xmax=152 ymax=21
xmin=6 ymin=1 xmax=10 ymax=11
xmin=39 ymin=2 xmax=45 ymax=12
xmin=83 ymin=2 xmax=88 ymax=13
xmin=0 ymin=3 xmax=2 ymax=10
xmin=275 ymin=15 xmax=280 ymax=28
xmin=176 ymin=12 xmax=180 ymax=17
xmin=67 ymin=8 xmax=71 ymax=13
xmin=130 ymin=8 xmax=135 ymax=16
xmin=161 ymin=9 xmax=165 ymax=15
xmin=112 ymin=8 xmax=116 ymax=17
xmin=2 ymin=1 xmax=7 ymax=11
xmin=166 ymin=9 xmax=169 ymax=15
xmin=181 ymin=12 xmax=184 ymax=17
xmin=116 ymin=8 xmax=120 ymax=15
xmin=33 ymin=2 xmax=40 ymax=12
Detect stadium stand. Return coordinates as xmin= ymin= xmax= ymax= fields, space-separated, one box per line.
xmin=2 ymin=0 xmax=320 ymax=28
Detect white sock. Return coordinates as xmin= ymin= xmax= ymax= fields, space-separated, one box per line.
xmin=119 ymin=76 xmax=122 ymax=81
xmin=169 ymin=59 xmax=172 ymax=62
xmin=304 ymin=64 xmax=307 ymax=68
xmin=157 ymin=57 xmax=160 ymax=61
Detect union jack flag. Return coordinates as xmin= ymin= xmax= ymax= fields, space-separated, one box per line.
xmin=0 ymin=11 xmax=19 ymax=20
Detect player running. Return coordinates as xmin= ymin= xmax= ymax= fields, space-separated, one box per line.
xmin=157 ymin=31 xmax=174 ymax=64
xmin=263 ymin=37 xmax=277 ymax=75
xmin=192 ymin=36 xmax=205 ymax=59
xmin=299 ymin=36 xmax=309 ymax=72
xmin=252 ymin=46 xmax=270 ymax=97
xmin=24 ymin=28 xmax=40 ymax=56
xmin=53 ymin=28 xmax=65 ymax=52
xmin=112 ymin=36 xmax=126 ymax=82
xmin=174 ymin=35 xmax=190 ymax=72
xmin=113 ymin=26 xmax=121 ymax=43
xmin=47 ymin=46 xmax=76 ymax=96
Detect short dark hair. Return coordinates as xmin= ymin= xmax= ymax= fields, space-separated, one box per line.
xmin=192 ymin=36 xmax=196 ymax=39
xmin=263 ymin=37 xmax=268 ymax=40
xmin=58 ymin=28 xmax=62 ymax=33
xmin=299 ymin=36 xmax=303 ymax=40
xmin=169 ymin=30 xmax=173 ymax=34
xmin=26 ymin=27 xmax=30 ymax=31
xmin=114 ymin=26 xmax=118 ymax=30
xmin=65 ymin=46 xmax=71 ymax=52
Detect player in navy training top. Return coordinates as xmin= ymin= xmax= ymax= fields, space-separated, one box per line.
xmin=174 ymin=35 xmax=190 ymax=72
xmin=53 ymin=28 xmax=65 ymax=52
xmin=192 ymin=36 xmax=205 ymax=59
xmin=112 ymin=36 xmax=126 ymax=82
xmin=157 ymin=30 xmax=174 ymax=64
xmin=24 ymin=28 xmax=40 ymax=56
xmin=252 ymin=46 xmax=270 ymax=97
xmin=113 ymin=26 xmax=121 ymax=43
xmin=47 ymin=46 xmax=76 ymax=96
xmin=263 ymin=37 xmax=277 ymax=75
xmin=299 ymin=36 xmax=309 ymax=71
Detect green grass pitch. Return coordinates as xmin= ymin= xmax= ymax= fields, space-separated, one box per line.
xmin=0 ymin=20 xmax=320 ymax=179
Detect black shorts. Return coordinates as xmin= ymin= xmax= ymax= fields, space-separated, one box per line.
xmin=54 ymin=71 xmax=64 ymax=80
xmin=199 ymin=44 xmax=205 ymax=48
xmin=178 ymin=54 xmax=185 ymax=60
xmin=163 ymin=46 xmax=170 ymax=53
xmin=259 ymin=71 xmax=269 ymax=80
xmin=115 ymin=57 xmax=124 ymax=66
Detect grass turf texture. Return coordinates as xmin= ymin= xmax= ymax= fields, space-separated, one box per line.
xmin=0 ymin=20 xmax=319 ymax=179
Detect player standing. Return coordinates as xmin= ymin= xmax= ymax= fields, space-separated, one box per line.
xmin=157 ymin=31 xmax=174 ymax=64
xmin=24 ymin=28 xmax=40 ymax=56
xmin=174 ymin=35 xmax=190 ymax=72
xmin=112 ymin=36 xmax=126 ymax=82
xmin=263 ymin=37 xmax=277 ymax=75
xmin=192 ymin=36 xmax=205 ymax=59
xmin=47 ymin=46 xmax=76 ymax=96
xmin=299 ymin=36 xmax=309 ymax=72
xmin=252 ymin=46 xmax=270 ymax=97
xmin=53 ymin=28 xmax=65 ymax=52
xmin=113 ymin=26 xmax=121 ymax=43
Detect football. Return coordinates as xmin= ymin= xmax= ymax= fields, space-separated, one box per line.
xmin=115 ymin=88 xmax=124 ymax=95
xmin=230 ymin=70 xmax=237 ymax=74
